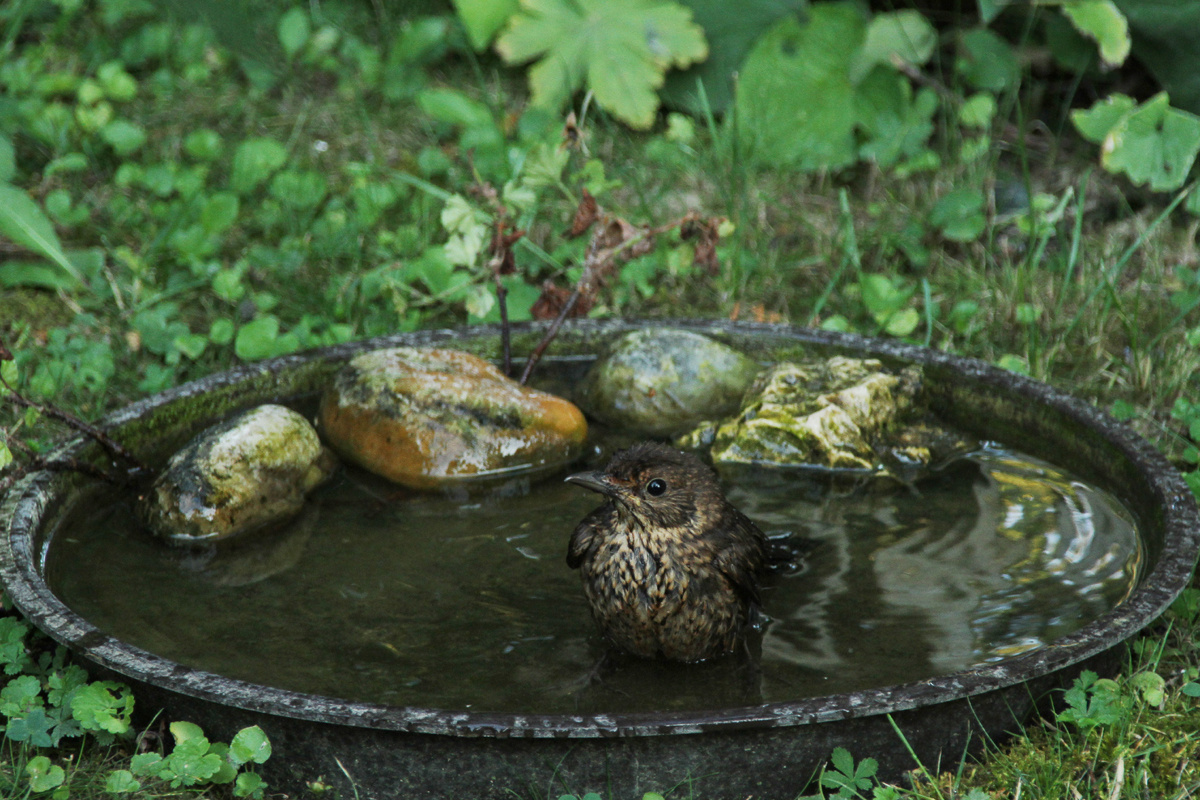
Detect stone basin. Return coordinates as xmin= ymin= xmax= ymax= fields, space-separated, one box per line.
xmin=1 ymin=319 xmax=1197 ymax=799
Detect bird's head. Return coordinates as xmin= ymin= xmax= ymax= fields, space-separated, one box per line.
xmin=565 ymin=442 xmax=720 ymax=531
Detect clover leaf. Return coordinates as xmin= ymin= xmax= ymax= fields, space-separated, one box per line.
xmin=496 ymin=0 xmax=707 ymax=129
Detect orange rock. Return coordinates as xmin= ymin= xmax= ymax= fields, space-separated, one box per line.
xmin=320 ymin=347 xmax=587 ymax=489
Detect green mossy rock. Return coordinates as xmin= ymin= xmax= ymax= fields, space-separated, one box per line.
xmin=678 ymin=357 xmax=973 ymax=476
xmin=140 ymin=404 xmax=336 ymax=546
xmin=581 ymin=328 xmax=762 ymax=437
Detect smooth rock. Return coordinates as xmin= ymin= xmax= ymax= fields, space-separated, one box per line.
xmin=678 ymin=358 xmax=963 ymax=474
xmin=140 ymin=404 xmax=336 ymax=545
xmin=319 ymin=347 xmax=587 ymax=488
xmin=581 ymin=328 xmax=762 ymax=437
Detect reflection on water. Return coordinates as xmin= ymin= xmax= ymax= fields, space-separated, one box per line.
xmin=47 ymin=444 xmax=1139 ymax=714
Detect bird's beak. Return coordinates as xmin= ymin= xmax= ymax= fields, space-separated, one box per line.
xmin=564 ymin=470 xmax=616 ymax=496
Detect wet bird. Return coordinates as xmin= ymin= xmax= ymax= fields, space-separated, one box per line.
xmin=564 ymin=442 xmax=769 ymax=662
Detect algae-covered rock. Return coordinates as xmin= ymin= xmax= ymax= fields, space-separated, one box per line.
xmin=678 ymin=357 xmax=971 ymax=475
xmin=319 ymin=347 xmax=587 ymax=489
xmin=140 ymin=404 xmax=336 ymax=545
xmin=581 ymin=328 xmax=762 ymax=437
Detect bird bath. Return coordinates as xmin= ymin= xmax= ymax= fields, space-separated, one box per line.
xmin=2 ymin=320 xmax=1197 ymax=799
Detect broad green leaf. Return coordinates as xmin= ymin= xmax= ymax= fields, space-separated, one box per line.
xmin=24 ymin=755 xmax=65 ymax=792
xmin=734 ymin=4 xmax=863 ymax=170
xmin=930 ymin=188 xmax=987 ymax=242
xmin=0 ymin=135 xmax=13 ymax=182
xmin=855 ymin=69 xmax=938 ymax=167
xmin=0 ymin=443 xmax=11 ymax=471
xmin=958 ymin=93 xmax=997 ymax=129
xmin=0 ymin=261 xmax=77 ymax=291
xmin=453 ymin=0 xmax=520 ymax=50
xmin=956 ymin=28 xmax=1019 ymax=92
xmin=70 ymin=681 xmax=133 ymax=734
xmin=235 ymin=316 xmax=300 ymax=360
xmin=496 ymin=0 xmax=708 ymax=129
xmin=849 ymin=10 xmax=936 ymax=84
xmin=96 ymin=61 xmax=137 ymax=101
xmin=201 ymin=192 xmax=241 ymax=235
xmin=105 ymin=769 xmax=142 ymax=794
xmin=1100 ymin=92 xmax=1200 ymax=191
xmin=1119 ymin=0 xmax=1200 ymax=114
xmin=234 ymin=771 xmax=266 ymax=798
xmin=977 ymin=0 xmax=1007 ymax=24
xmin=1061 ymin=0 xmax=1130 ymax=68
xmin=278 ymin=7 xmax=311 ymax=59
xmin=1071 ymin=93 xmax=1136 ymax=143
xmin=465 ymin=283 xmax=496 ymax=319
xmin=0 ymin=185 xmax=85 ymax=285
xmin=101 ymin=120 xmax=147 ymax=155
xmin=184 ymin=128 xmax=224 ymax=161
xmin=230 ymin=725 xmax=273 ymax=765
xmin=230 ymin=137 xmax=288 ymax=195
xmin=660 ymin=0 xmax=805 ymax=114
xmin=417 ymin=88 xmax=494 ymax=130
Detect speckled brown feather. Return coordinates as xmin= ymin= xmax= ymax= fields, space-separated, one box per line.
xmin=565 ymin=442 xmax=769 ymax=662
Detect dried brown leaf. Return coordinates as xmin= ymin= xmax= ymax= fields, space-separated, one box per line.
xmin=567 ymin=188 xmax=599 ymax=238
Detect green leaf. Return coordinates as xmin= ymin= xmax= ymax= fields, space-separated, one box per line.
xmin=1071 ymin=93 xmax=1136 ymax=143
xmin=278 ymin=7 xmax=311 ymax=59
xmin=417 ymin=88 xmax=495 ymax=130
xmin=453 ymin=0 xmax=519 ymax=50
xmin=101 ymin=120 xmax=147 ymax=155
xmin=96 ymin=61 xmax=137 ymax=101
xmin=855 ymin=69 xmax=938 ymax=167
xmin=230 ymin=138 xmax=289 ymax=195
xmin=0 ymin=261 xmax=78 ymax=291
xmin=201 ymin=192 xmax=241 ymax=235
xmin=956 ymin=28 xmax=1019 ymax=92
xmin=734 ymin=4 xmax=864 ymax=170
xmin=958 ymin=93 xmax=997 ymax=129
xmin=0 ymin=185 xmax=85 ymax=285
xmin=660 ymin=0 xmax=805 ymax=115
xmin=105 ymin=769 xmax=141 ymax=794
xmin=25 ymin=755 xmax=65 ymax=793
xmin=495 ymin=0 xmax=708 ymax=129
xmin=849 ymin=10 xmax=936 ymax=84
xmin=234 ymin=771 xmax=266 ymax=798
xmin=229 ymin=726 xmax=272 ymax=765
xmin=209 ymin=318 xmax=236 ymax=345
xmin=0 ymin=135 xmax=14 ymax=182
xmin=129 ymin=753 xmax=163 ymax=777
xmin=1099 ymin=92 xmax=1200 ymax=191
xmin=1 ymin=674 xmax=43 ymax=714
xmin=235 ymin=316 xmax=300 ymax=360
xmin=1130 ymin=670 xmax=1165 ymax=706
xmin=1120 ymin=1 xmax=1200 ymax=114
xmin=8 ymin=708 xmax=56 ymax=747
xmin=70 ymin=681 xmax=133 ymax=734
xmin=930 ymin=188 xmax=987 ymax=242
xmin=184 ymin=129 xmax=224 ymax=161
xmin=1061 ymin=0 xmax=1130 ymax=68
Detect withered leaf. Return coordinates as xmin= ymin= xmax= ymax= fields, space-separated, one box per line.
xmin=567 ymin=188 xmax=599 ymax=238
xmin=531 ymin=280 xmax=594 ymax=320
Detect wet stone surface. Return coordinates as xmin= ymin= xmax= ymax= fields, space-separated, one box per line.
xmin=580 ymin=328 xmax=763 ymax=437
xmin=138 ymin=404 xmax=336 ymax=546
xmin=319 ymin=347 xmax=587 ymax=489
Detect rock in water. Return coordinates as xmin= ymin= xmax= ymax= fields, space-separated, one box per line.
xmin=319 ymin=347 xmax=587 ymax=488
xmin=678 ymin=358 xmax=960 ymax=474
xmin=140 ymin=404 xmax=336 ymax=545
xmin=581 ymin=329 xmax=762 ymax=437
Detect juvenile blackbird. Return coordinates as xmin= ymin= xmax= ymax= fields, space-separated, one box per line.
xmin=565 ymin=442 xmax=769 ymax=662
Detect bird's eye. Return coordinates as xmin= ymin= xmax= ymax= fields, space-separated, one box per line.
xmin=646 ymin=478 xmax=667 ymax=496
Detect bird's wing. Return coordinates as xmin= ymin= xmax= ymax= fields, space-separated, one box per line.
xmin=710 ymin=512 xmax=769 ymax=609
xmin=566 ymin=504 xmax=611 ymax=569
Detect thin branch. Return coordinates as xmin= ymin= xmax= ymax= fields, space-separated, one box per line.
xmin=1 ymin=371 xmax=147 ymax=474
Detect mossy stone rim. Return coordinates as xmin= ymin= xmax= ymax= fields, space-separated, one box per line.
xmin=1 ymin=319 xmax=1197 ymax=740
